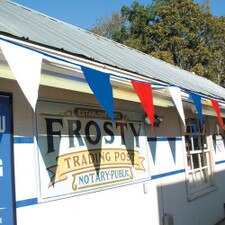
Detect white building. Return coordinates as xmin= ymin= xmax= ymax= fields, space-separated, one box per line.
xmin=0 ymin=1 xmax=225 ymax=225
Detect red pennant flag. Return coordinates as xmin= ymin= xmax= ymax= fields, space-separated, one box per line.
xmin=131 ymin=81 xmax=154 ymax=127
xmin=211 ymin=100 xmax=224 ymax=130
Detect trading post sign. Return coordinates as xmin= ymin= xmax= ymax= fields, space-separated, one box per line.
xmin=36 ymin=101 xmax=150 ymax=201
xmin=0 ymin=93 xmax=16 ymax=225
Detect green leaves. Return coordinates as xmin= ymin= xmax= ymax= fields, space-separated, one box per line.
xmin=90 ymin=0 xmax=225 ymax=85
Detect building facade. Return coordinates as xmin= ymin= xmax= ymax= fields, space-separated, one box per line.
xmin=0 ymin=1 xmax=225 ymax=225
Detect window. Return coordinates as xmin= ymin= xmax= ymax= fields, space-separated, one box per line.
xmin=184 ymin=118 xmax=214 ymax=200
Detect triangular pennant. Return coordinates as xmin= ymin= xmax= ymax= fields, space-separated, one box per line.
xmin=0 ymin=40 xmax=43 ymax=110
xmin=189 ymin=92 xmax=203 ymax=127
xmin=211 ymin=100 xmax=224 ymax=130
xmin=81 ymin=66 xmax=114 ymax=121
xmin=168 ymin=138 xmax=176 ymax=164
xmin=148 ymin=139 xmax=157 ymax=164
xmin=131 ymin=81 xmax=154 ymax=127
xmin=168 ymin=87 xmax=185 ymax=125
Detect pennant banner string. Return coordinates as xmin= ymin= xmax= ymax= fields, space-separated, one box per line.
xmin=0 ymin=37 xmax=225 ymax=106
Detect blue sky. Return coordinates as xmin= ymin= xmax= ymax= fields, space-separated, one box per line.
xmin=12 ymin=0 xmax=225 ymax=29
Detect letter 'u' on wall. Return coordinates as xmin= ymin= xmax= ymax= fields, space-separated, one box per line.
xmin=0 ymin=40 xmax=43 ymax=110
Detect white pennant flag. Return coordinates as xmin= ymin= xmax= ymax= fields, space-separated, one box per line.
xmin=0 ymin=40 xmax=43 ymax=110
xmin=168 ymin=87 xmax=185 ymax=125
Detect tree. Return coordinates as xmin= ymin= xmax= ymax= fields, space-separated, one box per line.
xmin=90 ymin=0 xmax=225 ymax=84
xmin=90 ymin=13 xmax=127 ymax=43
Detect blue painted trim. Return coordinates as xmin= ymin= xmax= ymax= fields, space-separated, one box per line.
xmin=151 ymin=169 xmax=185 ymax=180
xmin=16 ymin=198 xmax=38 ymax=208
xmin=215 ymin=160 xmax=225 ymax=165
xmin=14 ymin=137 xmax=34 ymax=144
xmin=148 ymin=137 xmax=182 ymax=142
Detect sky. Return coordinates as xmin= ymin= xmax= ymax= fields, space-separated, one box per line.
xmin=12 ymin=0 xmax=225 ymax=30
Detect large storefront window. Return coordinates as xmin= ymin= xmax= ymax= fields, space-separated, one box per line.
xmin=184 ymin=118 xmax=214 ymax=200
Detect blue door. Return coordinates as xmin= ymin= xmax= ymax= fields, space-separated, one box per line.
xmin=0 ymin=93 xmax=16 ymax=225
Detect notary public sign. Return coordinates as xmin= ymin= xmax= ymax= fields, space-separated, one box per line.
xmin=37 ymin=101 xmax=150 ymax=201
xmin=0 ymin=93 xmax=16 ymax=225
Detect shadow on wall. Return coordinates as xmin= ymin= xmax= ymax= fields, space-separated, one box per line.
xmin=154 ymin=166 xmax=225 ymax=225
xmin=36 ymin=110 xmax=145 ymax=190
xmin=146 ymin=110 xmax=225 ymax=225
xmin=147 ymin=130 xmax=225 ymax=225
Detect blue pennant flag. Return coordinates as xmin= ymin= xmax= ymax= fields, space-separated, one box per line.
xmin=189 ymin=92 xmax=203 ymax=127
xmin=81 ymin=66 xmax=114 ymax=121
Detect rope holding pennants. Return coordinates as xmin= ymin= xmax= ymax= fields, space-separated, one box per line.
xmin=0 ymin=37 xmax=224 ymax=129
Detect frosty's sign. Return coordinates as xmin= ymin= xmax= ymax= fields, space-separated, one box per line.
xmin=37 ymin=101 xmax=150 ymax=201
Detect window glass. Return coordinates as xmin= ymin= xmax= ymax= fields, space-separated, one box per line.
xmin=193 ymin=136 xmax=200 ymax=150
xmin=184 ymin=118 xmax=213 ymax=199
xmin=201 ymin=135 xmax=207 ymax=149
xmin=185 ymin=135 xmax=192 ymax=151
xmin=192 ymin=154 xmax=200 ymax=169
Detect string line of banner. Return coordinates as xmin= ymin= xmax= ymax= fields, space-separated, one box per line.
xmin=0 ymin=37 xmax=220 ymax=101
xmin=0 ymin=36 xmax=224 ymax=129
